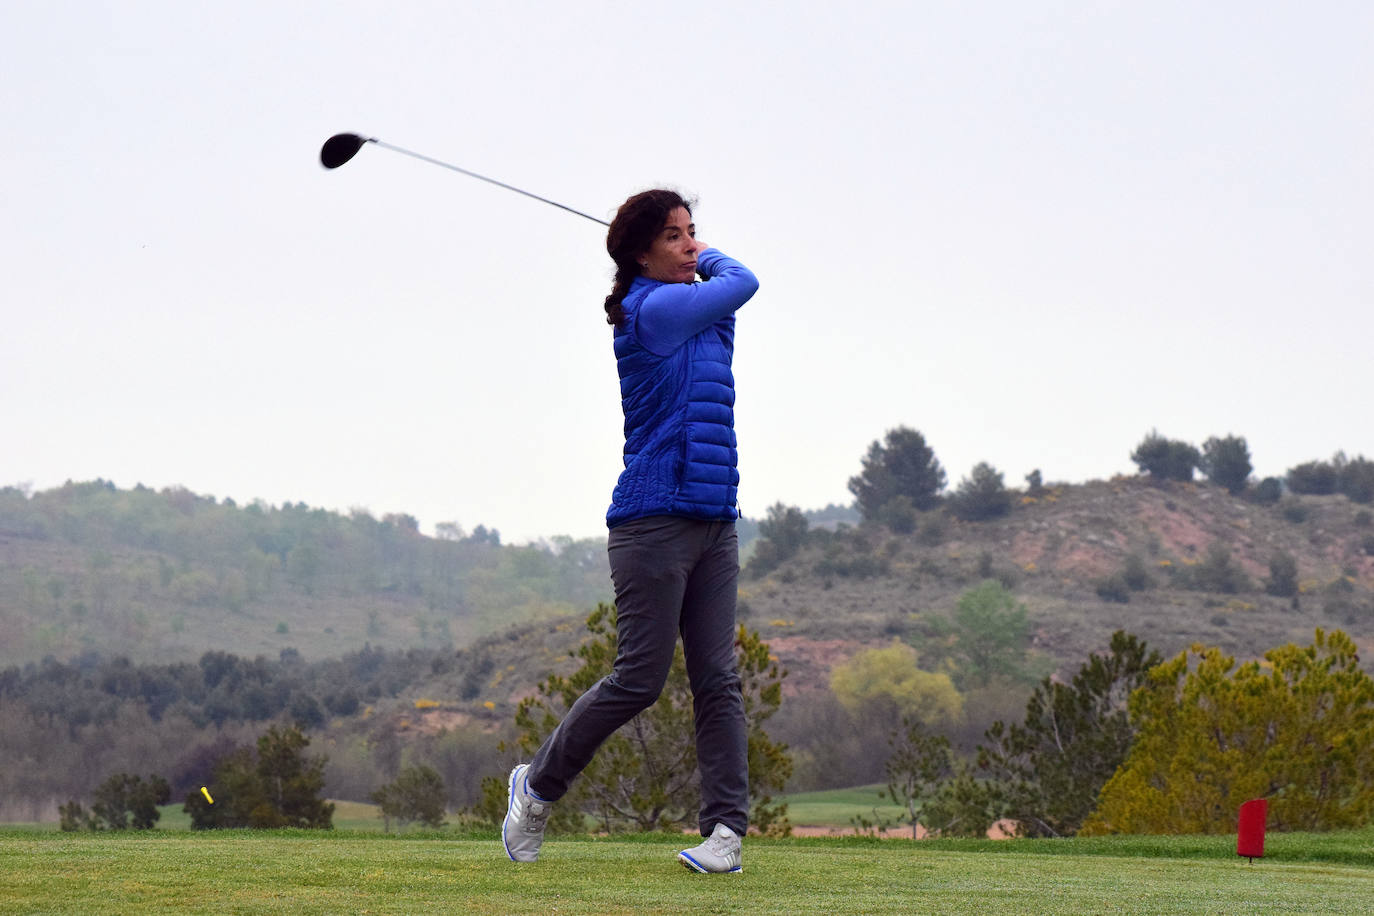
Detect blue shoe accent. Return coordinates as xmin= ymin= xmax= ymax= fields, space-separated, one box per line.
xmin=503 ymin=764 xmax=552 ymax=863
xmin=501 ymin=764 xmax=523 ymax=861
xmin=678 ymin=823 xmax=743 ymax=873
xmin=679 ymin=850 xmax=710 ymax=873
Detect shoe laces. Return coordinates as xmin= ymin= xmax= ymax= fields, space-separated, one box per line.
xmin=704 ymin=829 xmax=738 ymax=857
xmin=522 ymin=799 xmax=550 ymax=834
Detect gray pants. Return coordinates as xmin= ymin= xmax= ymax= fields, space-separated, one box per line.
xmin=527 ymin=515 xmax=749 ymax=837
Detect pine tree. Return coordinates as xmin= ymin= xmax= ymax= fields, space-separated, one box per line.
xmin=848 ymin=427 xmax=946 ymax=519
xmin=185 ymin=724 xmax=334 ymax=829
xmin=977 ymin=631 xmax=1161 ymax=837
xmin=495 ymin=603 xmax=791 ymax=835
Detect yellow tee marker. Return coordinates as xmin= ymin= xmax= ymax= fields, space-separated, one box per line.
xmin=200 ymin=786 xmax=214 ymax=804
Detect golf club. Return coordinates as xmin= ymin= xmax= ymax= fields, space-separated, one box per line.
xmin=319 ymin=133 xmax=610 ymax=227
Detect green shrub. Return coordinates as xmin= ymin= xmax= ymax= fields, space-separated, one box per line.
xmin=916 ymin=513 xmax=947 ymax=546
xmin=747 ymin=503 xmax=811 ymax=577
xmin=61 ymin=773 xmax=171 ymax=831
xmin=1265 ymin=552 xmax=1299 ymax=598
xmin=1338 ymin=456 xmax=1374 ymax=504
xmin=877 ymin=495 xmax=917 ymax=534
xmin=371 ymin=765 xmax=447 ymax=831
xmin=1199 ymin=435 xmax=1252 ymax=495
xmin=1250 ymin=477 xmax=1283 ymax=505
xmin=1287 ymin=460 xmax=1339 ymax=495
xmin=815 ymin=540 xmax=889 ymax=579
xmin=946 ymin=462 xmax=1012 ymax=521
xmin=1131 ymin=430 xmax=1199 ymax=482
xmin=1323 ymin=596 xmax=1373 ymax=626
xmin=1121 ymin=554 xmax=1153 ymax=592
xmin=1281 ymin=500 xmax=1309 ymax=524
xmin=1185 ymin=543 xmax=1251 ymax=594
xmin=1095 ymin=573 xmax=1132 ymax=604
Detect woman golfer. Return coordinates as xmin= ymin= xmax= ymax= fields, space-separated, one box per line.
xmin=503 ymin=189 xmax=759 ymax=873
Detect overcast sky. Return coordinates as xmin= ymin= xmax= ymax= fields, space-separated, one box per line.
xmin=4 ymin=1 xmax=1371 ymax=543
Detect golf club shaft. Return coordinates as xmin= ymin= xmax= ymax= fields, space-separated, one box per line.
xmin=370 ymin=139 xmax=610 ymax=227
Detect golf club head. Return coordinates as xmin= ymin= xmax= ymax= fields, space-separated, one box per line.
xmin=320 ymin=133 xmax=370 ymax=169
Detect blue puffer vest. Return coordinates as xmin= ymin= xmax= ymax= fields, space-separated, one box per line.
xmin=605 ymin=277 xmax=744 ymax=527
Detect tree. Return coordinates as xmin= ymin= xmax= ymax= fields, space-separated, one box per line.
xmin=1199 ymin=435 xmax=1252 ymax=495
xmin=876 ymin=495 xmax=917 ymax=534
xmin=735 ymin=622 xmax=794 ymax=837
xmin=829 ymin=642 xmax=963 ymax=727
xmin=499 ymin=603 xmax=791 ymax=835
xmin=1184 ymin=542 xmax=1252 ymax=594
xmin=253 ymin=724 xmax=334 ymax=827
xmin=848 ymin=427 xmax=946 ymax=520
xmin=747 ymin=503 xmax=809 ymax=577
xmin=922 ymin=766 xmax=1003 ymax=838
xmin=59 ymin=773 xmax=170 ymax=831
xmin=1081 ymin=629 xmax=1374 ymax=835
xmin=946 ymin=581 xmax=1036 ymax=690
xmin=883 ymin=716 xmax=952 ymax=838
xmin=58 ymin=800 xmax=97 ymax=832
xmin=185 ymin=724 xmax=334 ymax=829
xmin=1250 ymin=476 xmax=1283 ymax=505
xmin=975 ymin=632 xmax=1161 ymax=837
xmin=1265 ymin=551 xmax=1299 ymax=598
xmin=92 ymin=772 xmax=171 ymax=830
xmin=1338 ymin=455 xmax=1374 ymax=504
xmin=371 ymin=765 xmax=447 ymax=831
xmin=1287 ymin=459 xmax=1339 ymax=495
xmin=945 ymin=462 xmax=1012 ymax=521
xmin=1130 ymin=430 xmax=1199 ymax=483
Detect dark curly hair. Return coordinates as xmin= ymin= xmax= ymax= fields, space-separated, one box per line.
xmin=603 ymin=189 xmax=695 ymax=326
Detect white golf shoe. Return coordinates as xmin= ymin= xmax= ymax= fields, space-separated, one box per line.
xmin=502 ymin=764 xmax=552 ymax=862
xmin=678 ymin=823 xmax=743 ymax=874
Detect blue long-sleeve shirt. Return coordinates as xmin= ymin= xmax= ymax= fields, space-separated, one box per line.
xmin=606 ymin=248 xmax=759 ymax=527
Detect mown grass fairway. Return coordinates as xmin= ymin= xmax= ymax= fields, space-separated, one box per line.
xmin=782 ymin=784 xmax=905 ymax=829
xmin=2 ymin=829 xmax=1372 ymax=914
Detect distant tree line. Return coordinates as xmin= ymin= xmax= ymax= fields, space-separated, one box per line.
xmin=840 ymin=425 xmax=1374 ymax=533
xmin=0 ymin=480 xmax=611 ymax=663
xmin=742 ymin=426 xmax=1374 ymax=583
xmin=1131 ymin=431 xmax=1374 ymax=505
xmin=0 ymin=642 xmax=497 ymax=817
xmin=0 ymin=645 xmax=447 ymax=733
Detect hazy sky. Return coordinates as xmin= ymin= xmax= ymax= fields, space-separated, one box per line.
xmin=5 ymin=1 xmax=1371 ymax=543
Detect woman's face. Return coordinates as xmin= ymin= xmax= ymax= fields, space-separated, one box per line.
xmin=639 ymin=207 xmax=702 ymax=284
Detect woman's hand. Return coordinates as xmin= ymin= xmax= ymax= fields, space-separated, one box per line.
xmin=693 ymin=241 xmax=711 ymax=279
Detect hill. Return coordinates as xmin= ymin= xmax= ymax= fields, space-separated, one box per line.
xmin=5 ymin=475 xmax=1372 ymax=711
xmin=0 ymin=481 xmax=613 ymax=667
xmin=738 ymin=476 xmax=1374 ymax=686
xmin=5 ymin=474 xmax=1374 ymax=819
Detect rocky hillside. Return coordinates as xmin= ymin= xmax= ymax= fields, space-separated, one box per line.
xmin=736 ymin=476 xmax=1374 ymax=691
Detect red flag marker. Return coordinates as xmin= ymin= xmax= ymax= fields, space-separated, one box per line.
xmin=1237 ymin=798 xmax=1267 ymax=862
